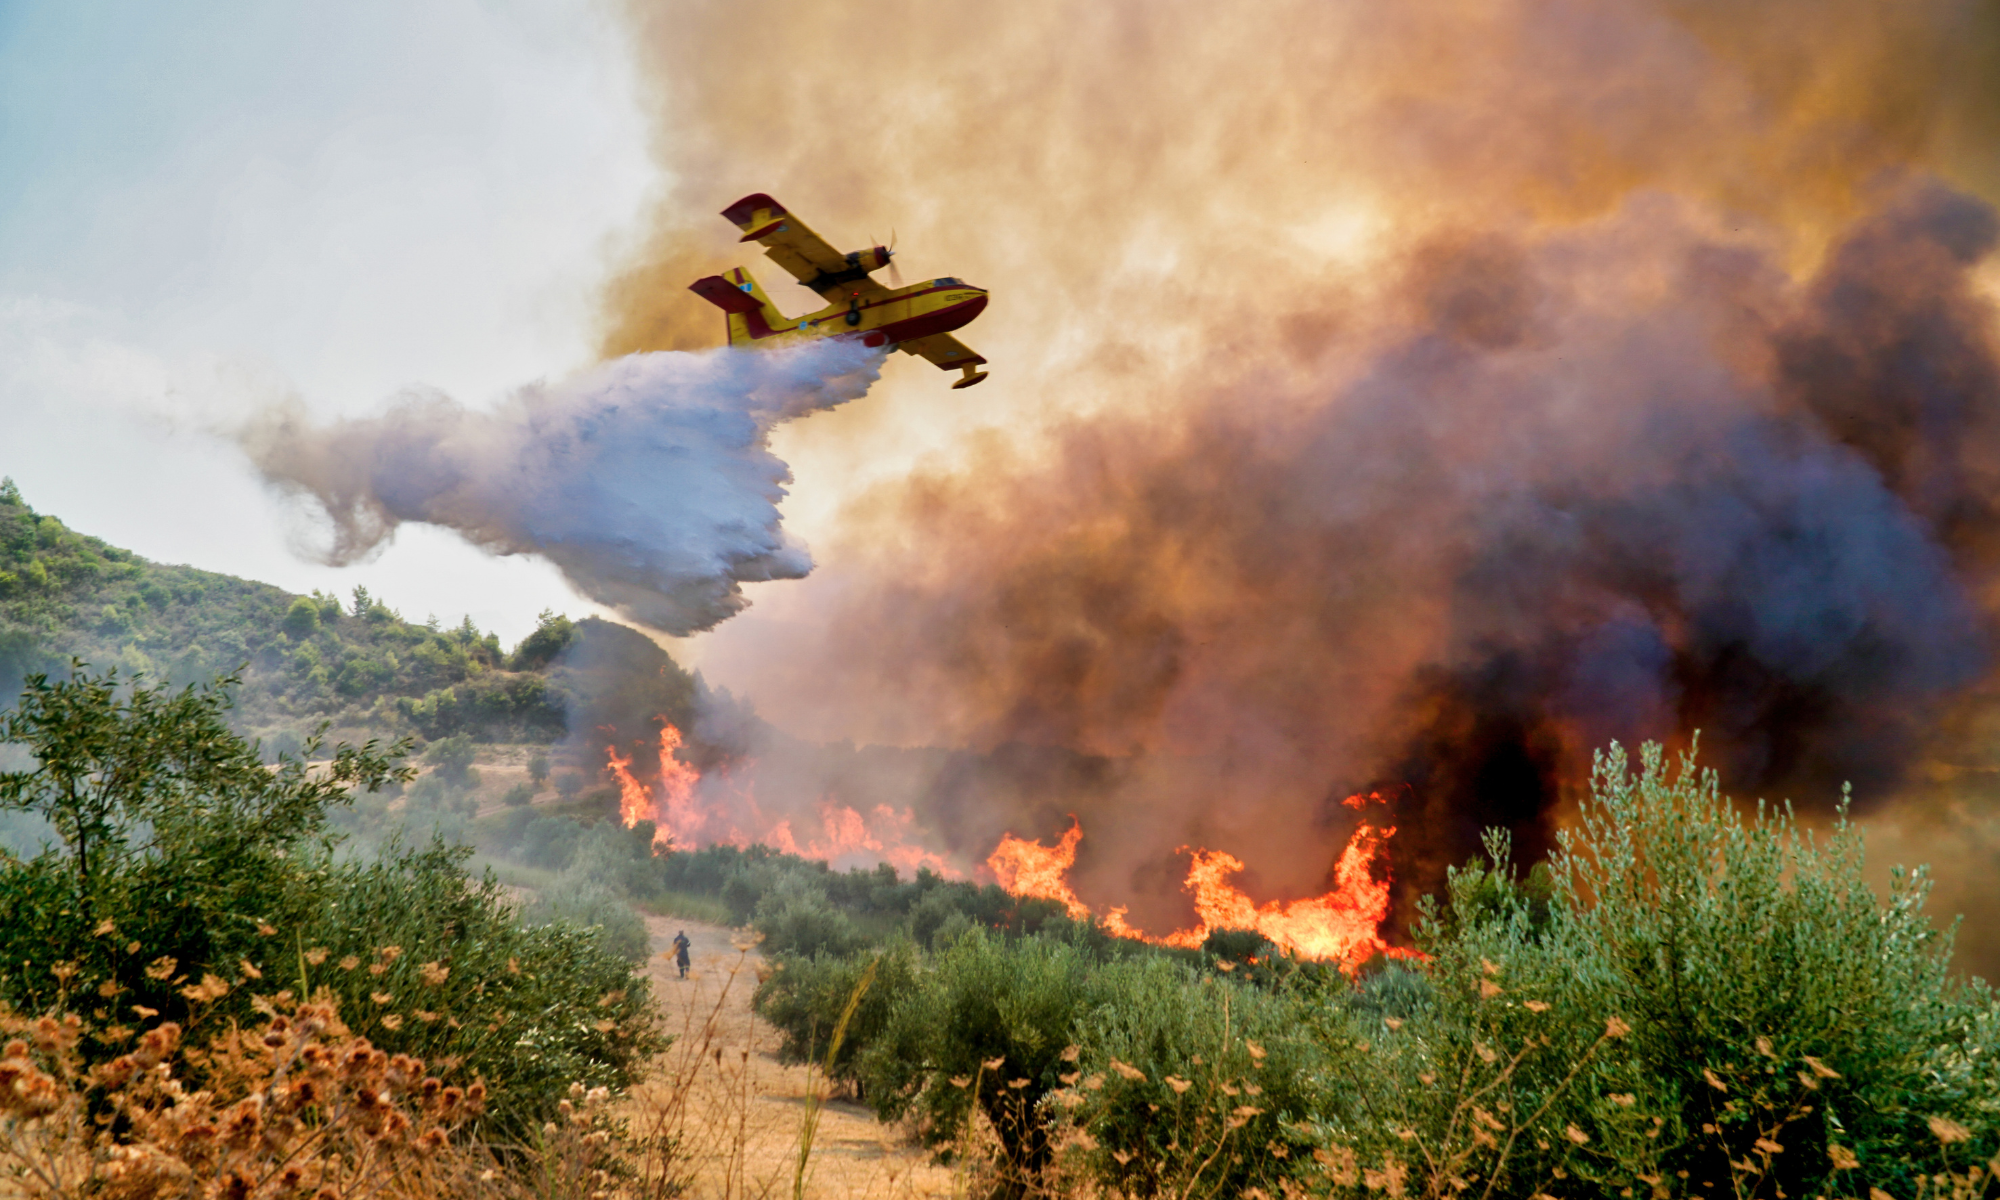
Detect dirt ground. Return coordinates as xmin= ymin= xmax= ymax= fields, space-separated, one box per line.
xmin=634 ymin=916 xmax=957 ymax=1200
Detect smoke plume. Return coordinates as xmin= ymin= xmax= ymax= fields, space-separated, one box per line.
xmin=595 ymin=0 xmax=2000 ymax=945
xmin=239 ymin=340 xmax=884 ymax=635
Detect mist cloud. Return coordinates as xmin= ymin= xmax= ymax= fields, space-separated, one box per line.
xmin=237 ymin=340 xmax=885 ymax=635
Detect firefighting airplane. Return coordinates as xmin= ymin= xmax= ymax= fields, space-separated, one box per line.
xmin=688 ymin=193 xmax=990 ymax=389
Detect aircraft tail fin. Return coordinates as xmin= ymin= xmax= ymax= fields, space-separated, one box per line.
xmin=688 ymin=268 xmax=789 ymax=344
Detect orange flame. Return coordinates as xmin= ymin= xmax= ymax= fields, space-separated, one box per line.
xmin=653 ymin=722 xmax=701 ymax=839
xmin=766 ymin=800 xmax=960 ymax=878
xmin=606 ymin=744 xmax=651 ymax=831
xmin=606 ymin=722 xmax=703 ymax=846
xmin=986 ymin=800 xmax=1399 ymax=970
xmin=603 ymin=718 xmax=961 ymax=876
xmin=985 ymin=819 xmax=1090 ymax=919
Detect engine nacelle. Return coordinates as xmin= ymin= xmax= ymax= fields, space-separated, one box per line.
xmin=845 ymin=246 xmax=894 ymax=274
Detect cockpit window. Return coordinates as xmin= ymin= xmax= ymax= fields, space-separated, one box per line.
xmin=934 ymin=277 xmax=960 ymax=287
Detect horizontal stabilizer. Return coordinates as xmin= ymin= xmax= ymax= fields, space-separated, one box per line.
xmin=689 ymin=275 xmax=766 ymax=315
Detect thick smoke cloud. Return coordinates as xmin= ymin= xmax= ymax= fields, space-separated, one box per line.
xmin=592 ymin=0 xmax=2000 ymax=942
xmin=238 ymin=341 xmax=884 ymax=635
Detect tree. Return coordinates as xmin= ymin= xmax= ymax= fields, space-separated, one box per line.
xmin=0 ymin=663 xmax=410 ymax=1018
xmin=282 ymin=595 xmax=321 ymax=637
xmin=511 ymin=609 xmax=575 ymax=670
xmin=350 ymin=584 xmax=373 ymax=618
xmin=528 ymin=752 xmax=551 ymax=788
xmin=555 ymin=771 xmax=585 ymax=802
xmin=422 ymin=733 xmax=478 ymax=786
xmin=0 ymin=662 xmax=664 ymax=1139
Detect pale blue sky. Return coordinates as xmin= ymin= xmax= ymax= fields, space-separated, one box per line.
xmin=0 ymin=0 xmax=656 ymax=643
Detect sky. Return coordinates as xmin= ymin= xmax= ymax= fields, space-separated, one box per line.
xmin=0 ymin=0 xmax=655 ymax=644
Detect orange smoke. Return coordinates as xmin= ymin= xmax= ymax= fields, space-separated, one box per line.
xmin=606 ymin=1 xmax=2000 ymax=957
xmin=986 ymin=800 xmax=1398 ymax=970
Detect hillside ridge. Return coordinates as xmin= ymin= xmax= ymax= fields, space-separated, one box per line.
xmin=0 ymin=477 xmax=698 ymax=754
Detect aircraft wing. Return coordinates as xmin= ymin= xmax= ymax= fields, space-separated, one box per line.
xmin=721 ymin=193 xmax=891 ymax=300
xmin=899 ymin=333 xmax=987 ymax=370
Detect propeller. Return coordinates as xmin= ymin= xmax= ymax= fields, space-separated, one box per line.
xmin=884 ymin=229 xmax=904 ymax=287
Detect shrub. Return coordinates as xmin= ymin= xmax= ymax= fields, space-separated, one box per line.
xmin=520 ymin=816 xmax=584 ymax=871
xmin=1291 ymin=741 xmax=2000 ymax=1200
xmin=859 ymin=928 xmax=1100 ymax=1184
xmin=1540 ymin=742 xmax=2000 ymax=1199
xmin=0 ymin=665 xmax=663 ymax=1143
xmin=564 ymin=820 xmax=662 ymax=900
xmin=423 ymin=734 xmax=478 ymax=786
xmin=528 ymin=753 xmax=551 ymax=787
xmin=1055 ymin=957 xmax=1328 ymax=1198
xmin=502 ymin=781 xmax=535 ymax=807
xmin=520 ymin=875 xmax=652 ymax=964
xmin=753 ymin=941 xmax=921 ymax=1092
xmin=751 ymin=876 xmax=865 ymax=961
xmin=283 ymin=595 xmax=321 ymax=637
xmin=0 ymin=665 xmax=408 ymax=1033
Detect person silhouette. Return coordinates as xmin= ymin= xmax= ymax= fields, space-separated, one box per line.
xmin=672 ymin=930 xmax=692 ymax=979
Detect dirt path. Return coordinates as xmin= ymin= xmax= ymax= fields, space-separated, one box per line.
xmin=635 ymin=916 xmax=955 ymax=1200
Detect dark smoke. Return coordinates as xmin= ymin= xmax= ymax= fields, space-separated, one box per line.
xmin=573 ymin=0 xmax=2000 ymax=952
xmin=690 ymin=180 xmax=2000 ymax=941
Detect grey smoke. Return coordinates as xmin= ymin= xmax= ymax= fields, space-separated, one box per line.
xmin=237 ymin=340 xmax=886 ymax=635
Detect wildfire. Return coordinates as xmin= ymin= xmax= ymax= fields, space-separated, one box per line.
xmin=603 ymin=719 xmax=960 ymax=875
xmin=605 ymin=744 xmax=651 ymax=832
xmin=605 ymin=723 xmax=706 ymax=845
xmin=986 ymin=819 xmax=1090 ymax=919
xmin=985 ymin=800 xmax=1399 ymax=970
xmin=765 ymin=801 xmax=959 ymax=878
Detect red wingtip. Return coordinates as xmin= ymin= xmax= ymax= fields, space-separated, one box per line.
xmin=721 ymin=193 xmax=785 ymax=227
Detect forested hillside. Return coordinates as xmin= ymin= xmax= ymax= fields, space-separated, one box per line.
xmin=0 ymin=478 xmax=697 ymax=753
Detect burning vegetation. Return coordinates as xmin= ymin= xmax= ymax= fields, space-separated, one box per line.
xmin=986 ymin=807 xmax=1399 ymax=969
xmin=589 ymin=0 xmax=2000 ymax=964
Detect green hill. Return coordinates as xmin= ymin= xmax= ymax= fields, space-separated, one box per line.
xmin=0 ymin=478 xmax=696 ymax=754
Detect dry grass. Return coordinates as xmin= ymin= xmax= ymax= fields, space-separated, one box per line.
xmin=0 ymin=991 xmax=649 ymax=1200
xmin=631 ymin=917 xmax=951 ymax=1200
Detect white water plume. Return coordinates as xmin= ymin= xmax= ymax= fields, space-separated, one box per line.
xmin=236 ymin=339 xmax=887 ymax=635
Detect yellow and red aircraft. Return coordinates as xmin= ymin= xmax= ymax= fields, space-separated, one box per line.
xmin=688 ymin=193 xmax=990 ymax=389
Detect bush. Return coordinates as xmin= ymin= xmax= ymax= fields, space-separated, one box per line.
xmin=1056 ymin=956 xmax=1328 ymax=1199
xmin=0 ymin=664 xmax=662 ymax=1142
xmin=521 ymin=874 xmax=652 ymax=964
xmin=520 ymin=815 xmax=585 ymax=871
xmin=0 ymin=665 xmax=408 ymax=1032
xmin=859 ymin=929 xmax=1100 ymax=1181
xmin=1541 ymin=742 xmax=2000 ymax=1198
xmin=283 ymin=594 xmax=321 ymax=637
xmin=1289 ymin=741 xmax=2000 ymax=1200
xmin=423 ymin=734 xmax=478 ymax=785
xmin=502 ymin=781 xmax=535 ymax=807
xmin=303 ymin=841 xmax=663 ymax=1136
xmin=753 ymin=941 xmax=921 ymax=1092
xmin=751 ymin=876 xmax=865 ymax=960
